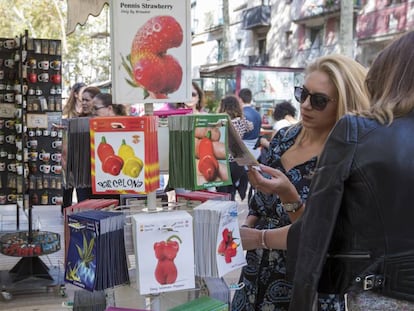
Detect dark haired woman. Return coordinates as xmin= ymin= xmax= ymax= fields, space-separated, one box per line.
xmin=80 ymin=86 xmax=101 ymax=117
xmin=63 ymin=82 xmax=86 ymax=118
xmin=92 ymin=93 xmax=127 ymax=116
xmin=185 ymin=81 xmax=207 ymax=113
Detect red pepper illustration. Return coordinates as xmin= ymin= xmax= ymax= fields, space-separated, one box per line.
xmin=197 ymin=130 xmax=219 ymax=181
xmin=153 ymin=234 xmax=182 ymax=285
xmin=97 ymin=136 xmax=114 ymax=162
xmin=217 ymin=228 xmax=238 ymax=263
xmin=97 ymin=136 xmax=124 ymax=176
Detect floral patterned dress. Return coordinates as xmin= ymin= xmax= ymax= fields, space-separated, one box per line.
xmin=231 ymin=125 xmax=345 ymax=311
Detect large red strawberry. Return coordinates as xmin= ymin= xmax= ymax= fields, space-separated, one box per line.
xmin=131 ymin=15 xmax=183 ymax=60
xmin=133 ymin=53 xmax=182 ymax=95
xmin=123 ymin=15 xmax=184 ymax=98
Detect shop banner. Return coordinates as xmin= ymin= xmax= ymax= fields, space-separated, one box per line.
xmin=90 ymin=116 xmax=160 ymax=194
xmin=110 ymin=0 xmax=192 ymax=104
xmin=132 ymin=211 xmax=195 ymax=295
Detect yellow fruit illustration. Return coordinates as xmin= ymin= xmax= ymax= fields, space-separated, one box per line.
xmin=118 ymin=139 xmax=135 ymax=160
xmin=118 ymin=139 xmax=144 ymax=178
xmin=122 ymin=157 xmax=144 ymax=178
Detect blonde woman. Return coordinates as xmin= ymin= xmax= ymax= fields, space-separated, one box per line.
xmin=243 ymin=32 xmax=414 ymax=310
xmin=234 ymin=54 xmax=370 ymax=311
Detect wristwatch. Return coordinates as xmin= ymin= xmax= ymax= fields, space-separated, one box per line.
xmin=281 ymin=200 xmax=303 ymax=213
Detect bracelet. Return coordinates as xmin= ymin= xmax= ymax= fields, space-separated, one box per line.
xmin=261 ymin=230 xmax=269 ymax=249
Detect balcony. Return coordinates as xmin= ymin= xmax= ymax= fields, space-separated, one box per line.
xmin=242 ymin=5 xmax=271 ymax=30
xmin=357 ymin=1 xmax=411 ymax=40
xmin=292 ymin=0 xmax=341 ymax=25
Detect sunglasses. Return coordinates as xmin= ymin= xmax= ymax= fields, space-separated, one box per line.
xmin=294 ymin=86 xmax=334 ymax=111
xmin=93 ymin=106 xmax=106 ymax=111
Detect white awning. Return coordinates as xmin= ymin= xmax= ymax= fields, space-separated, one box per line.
xmin=66 ymin=0 xmax=108 ymax=35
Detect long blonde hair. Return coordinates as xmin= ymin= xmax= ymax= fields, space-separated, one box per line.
xmin=363 ymin=31 xmax=414 ymax=124
xmin=305 ymin=54 xmax=370 ymax=120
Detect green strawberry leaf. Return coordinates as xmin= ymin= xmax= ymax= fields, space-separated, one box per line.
xmin=126 ymin=78 xmax=138 ymax=88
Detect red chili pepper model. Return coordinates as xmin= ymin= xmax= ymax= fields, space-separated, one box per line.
xmin=197 ymin=130 xmax=219 ymax=181
xmin=153 ymin=235 xmax=182 ymax=285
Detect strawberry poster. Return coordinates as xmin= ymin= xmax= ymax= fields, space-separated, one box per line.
xmin=111 ymin=0 xmax=192 ymax=104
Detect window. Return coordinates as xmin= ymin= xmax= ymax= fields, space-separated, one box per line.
xmin=237 ymin=39 xmax=242 ymax=51
xmin=258 ymin=38 xmax=267 ymax=64
xmin=217 ymin=39 xmax=223 ymax=62
xmin=310 ymin=27 xmax=323 ymax=50
xmin=258 ymin=39 xmax=266 ymax=56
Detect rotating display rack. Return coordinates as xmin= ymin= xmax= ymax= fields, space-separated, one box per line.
xmin=0 ymin=31 xmax=63 ymax=282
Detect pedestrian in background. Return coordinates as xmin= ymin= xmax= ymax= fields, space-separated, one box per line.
xmin=257 ymin=101 xmax=298 ymax=154
xmin=61 ymin=82 xmax=86 ymax=213
xmin=184 ymin=81 xmax=207 ymax=113
xmin=75 ymin=86 xmax=101 ymax=201
xmin=79 ymin=86 xmax=100 ymax=117
xmin=216 ymin=95 xmax=253 ymax=200
xmin=239 ymin=88 xmax=262 ymax=160
xmin=273 ymin=101 xmax=298 ymax=133
xmin=62 ymin=82 xmax=86 ymax=118
xmin=92 ymin=93 xmax=127 ymax=117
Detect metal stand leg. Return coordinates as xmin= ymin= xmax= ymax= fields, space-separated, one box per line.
xmin=9 ymin=256 xmax=53 ymax=282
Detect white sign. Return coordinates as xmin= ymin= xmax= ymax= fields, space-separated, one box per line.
xmin=111 ymin=0 xmax=192 ymax=104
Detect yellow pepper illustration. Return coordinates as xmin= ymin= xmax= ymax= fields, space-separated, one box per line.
xmin=118 ymin=139 xmax=135 ymax=159
xmin=118 ymin=139 xmax=144 ymax=178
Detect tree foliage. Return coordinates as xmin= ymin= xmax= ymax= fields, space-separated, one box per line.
xmin=0 ymin=0 xmax=111 ymax=92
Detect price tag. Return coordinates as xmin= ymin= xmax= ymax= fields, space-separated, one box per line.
xmin=27 ymin=113 xmax=48 ymax=128
xmin=0 ymin=104 xmax=16 ymax=118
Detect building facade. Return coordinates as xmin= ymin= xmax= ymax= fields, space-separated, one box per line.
xmin=191 ymin=0 xmax=414 ymax=82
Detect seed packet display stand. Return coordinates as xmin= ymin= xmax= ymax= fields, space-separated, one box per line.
xmin=114 ymin=107 xmax=219 ymax=310
xmin=0 ymin=31 xmax=63 ymax=287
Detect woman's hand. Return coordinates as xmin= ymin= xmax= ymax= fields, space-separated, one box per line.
xmin=240 ymin=226 xmax=290 ymax=251
xmin=239 ymin=227 xmax=261 ymax=250
xmin=247 ymin=165 xmax=300 ymax=202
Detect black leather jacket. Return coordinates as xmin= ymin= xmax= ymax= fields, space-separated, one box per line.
xmin=286 ymin=112 xmax=414 ymax=311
